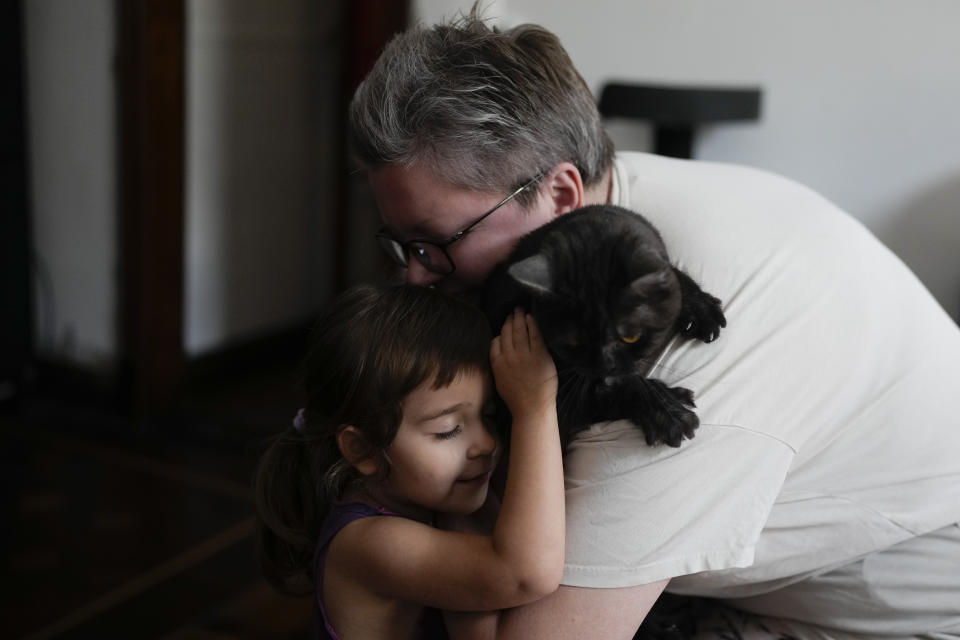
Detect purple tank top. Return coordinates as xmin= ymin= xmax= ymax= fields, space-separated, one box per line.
xmin=313 ymin=502 xmax=398 ymax=640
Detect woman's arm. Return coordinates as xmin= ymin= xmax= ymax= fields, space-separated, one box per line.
xmin=495 ymin=581 xmax=669 ymax=639
xmin=444 ymin=610 xmax=500 ymax=640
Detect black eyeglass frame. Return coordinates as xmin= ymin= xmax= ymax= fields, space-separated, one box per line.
xmin=375 ymin=173 xmax=543 ymax=276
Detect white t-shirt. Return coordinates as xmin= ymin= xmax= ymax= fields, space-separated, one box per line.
xmin=561 ymin=152 xmax=960 ymax=623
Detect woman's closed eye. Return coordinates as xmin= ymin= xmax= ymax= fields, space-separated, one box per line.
xmin=434 ymin=425 xmax=462 ymax=440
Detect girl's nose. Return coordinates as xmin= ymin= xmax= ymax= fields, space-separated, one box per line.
xmin=468 ymin=422 xmax=497 ymax=459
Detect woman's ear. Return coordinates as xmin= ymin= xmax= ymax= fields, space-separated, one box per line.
xmin=337 ymin=426 xmax=379 ymax=476
xmin=543 ymin=161 xmax=585 ymax=215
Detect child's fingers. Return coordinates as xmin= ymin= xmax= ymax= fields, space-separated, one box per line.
xmin=525 ymin=313 xmax=542 ymax=347
xmin=499 ymin=311 xmax=516 ymax=353
xmin=490 ymin=335 xmax=502 ymax=359
xmin=511 ymin=307 xmax=530 ymax=351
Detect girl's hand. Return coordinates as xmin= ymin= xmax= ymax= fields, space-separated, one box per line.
xmin=490 ymin=309 xmax=557 ymax=420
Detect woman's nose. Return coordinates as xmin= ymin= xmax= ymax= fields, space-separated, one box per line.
xmin=404 ymin=260 xmax=442 ymax=287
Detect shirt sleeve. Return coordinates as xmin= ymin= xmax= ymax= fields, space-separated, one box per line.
xmin=561 ymin=419 xmax=795 ymax=588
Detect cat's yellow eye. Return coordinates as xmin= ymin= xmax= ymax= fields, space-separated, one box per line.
xmin=621 ymin=334 xmax=641 ymax=344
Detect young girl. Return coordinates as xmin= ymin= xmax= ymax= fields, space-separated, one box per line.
xmin=254 ymin=283 xmax=563 ymax=639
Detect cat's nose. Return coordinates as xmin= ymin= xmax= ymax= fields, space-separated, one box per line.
xmin=600 ymin=345 xmax=620 ymax=373
xmin=601 ymin=345 xmax=619 ymax=370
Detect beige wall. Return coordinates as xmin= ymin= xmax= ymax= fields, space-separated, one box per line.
xmin=24 ymin=0 xmax=959 ymax=373
xmin=24 ymin=0 xmax=117 ymax=368
xmin=24 ymin=0 xmax=347 ymax=368
xmin=185 ymin=0 xmax=344 ymax=355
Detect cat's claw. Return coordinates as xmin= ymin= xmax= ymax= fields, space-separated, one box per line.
xmin=679 ymin=291 xmax=727 ymax=344
xmin=641 ymin=385 xmax=699 ymax=447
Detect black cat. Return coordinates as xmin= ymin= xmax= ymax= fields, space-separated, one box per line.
xmin=481 ymin=204 xmax=726 ymax=448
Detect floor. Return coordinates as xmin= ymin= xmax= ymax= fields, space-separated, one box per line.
xmin=1 ymin=363 xmax=314 ymax=639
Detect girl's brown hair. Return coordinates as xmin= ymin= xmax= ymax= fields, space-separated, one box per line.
xmin=253 ymin=284 xmax=492 ymax=594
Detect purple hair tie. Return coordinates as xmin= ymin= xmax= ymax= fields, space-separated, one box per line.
xmin=292 ymin=408 xmax=307 ymax=432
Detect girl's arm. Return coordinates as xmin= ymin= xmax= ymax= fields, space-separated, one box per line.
xmin=329 ymin=309 xmax=563 ymax=613
xmin=484 ymin=308 xmax=565 ymax=594
xmin=438 ymin=491 xmax=501 ymax=640
xmin=444 ymin=311 xmax=562 ymax=640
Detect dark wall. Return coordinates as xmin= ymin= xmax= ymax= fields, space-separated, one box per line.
xmin=1 ymin=1 xmax=33 ymax=399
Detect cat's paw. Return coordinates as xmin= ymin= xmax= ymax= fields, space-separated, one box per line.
xmin=678 ymin=290 xmax=726 ymax=343
xmin=642 ymin=385 xmax=699 ymax=447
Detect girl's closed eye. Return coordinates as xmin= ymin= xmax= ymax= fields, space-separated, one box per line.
xmin=434 ymin=425 xmax=462 ymax=440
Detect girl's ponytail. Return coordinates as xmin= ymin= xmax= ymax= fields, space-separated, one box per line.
xmin=253 ymin=424 xmax=343 ymax=594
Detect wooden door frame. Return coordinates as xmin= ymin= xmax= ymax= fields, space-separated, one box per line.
xmin=116 ymin=0 xmax=185 ymax=413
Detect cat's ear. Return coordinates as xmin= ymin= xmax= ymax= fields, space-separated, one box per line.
xmin=630 ymin=268 xmax=674 ymax=299
xmin=508 ymin=254 xmax=554 ymax=296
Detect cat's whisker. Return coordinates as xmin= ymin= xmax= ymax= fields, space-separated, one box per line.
xmin=646 ymin=362 xmax=699 ymax=381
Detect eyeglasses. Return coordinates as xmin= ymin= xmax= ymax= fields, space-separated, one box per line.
xmin=375 ymin=174 xmax=542 ymax=276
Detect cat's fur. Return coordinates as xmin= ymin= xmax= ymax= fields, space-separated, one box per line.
xmin=481 ymin=204 xmax=726 ymax=448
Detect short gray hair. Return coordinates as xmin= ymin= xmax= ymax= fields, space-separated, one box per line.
xmin=348 ymin=9 xmax=613 ymax=206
